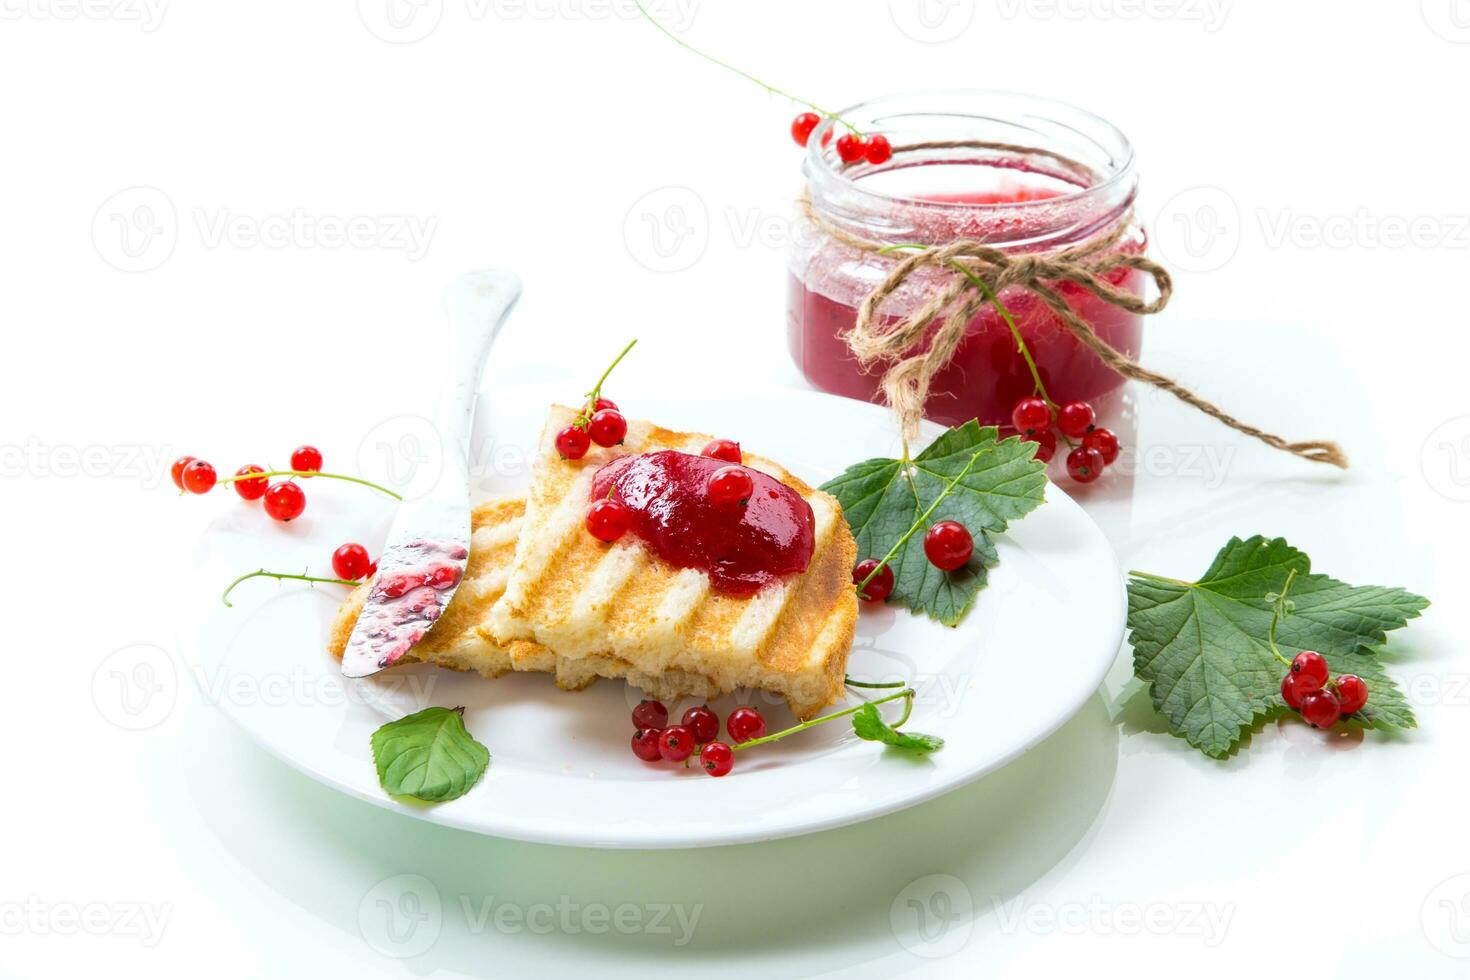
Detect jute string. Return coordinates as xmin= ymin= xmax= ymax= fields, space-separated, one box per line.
xmin=798 ymin=150 xmax=1347 ymax=468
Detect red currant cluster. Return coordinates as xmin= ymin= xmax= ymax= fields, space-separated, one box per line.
xmin=555 ymin=397 xmax=628 ymax=461
xmin=172 ymin=445 xmax=328 ymax=521
xmin=790 ymin=112 xmax=892 ymax=165
xmin=585 ymin=438 xmax=745 ymax=544
xmin=851 ymin=520 xmax=974 ymax=603
xmin=1010 ymin=396 xmax=1120 ymax=485
xmin=1280 ymin=651 xmax=1369 ymax=729
xmin=629 ymin=699 xmax=767 ymax=777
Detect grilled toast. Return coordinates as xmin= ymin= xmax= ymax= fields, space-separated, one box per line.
xmin=484 ymin=406 xmax=858 ymax=718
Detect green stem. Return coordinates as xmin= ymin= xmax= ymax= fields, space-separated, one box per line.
xmin=732 ymin=689 xmax=914 ymax=751
xmin=844 ymin=677 xmax=908 ymax=689
xmin=586 ymin=338 xmax=638 ymax=406
xmin=1266 ymin=569 xmax=1299 ymax=667
xmin=876 ymin=243 xmax=1053 ymax=408
xmin=216 ymin=469 xmax=402 ymax=501
xmin=857 ymin=448 xmax=984 ymax=596
xmin=630 ymin=0 xmax=854 ymax=132
xmin=946 ymin=260 xmax=1053 ymax=409
xmin=222 ymin=569 xmax=361 ymax=607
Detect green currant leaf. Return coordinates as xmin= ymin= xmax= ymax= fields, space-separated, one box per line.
xmin=371 ymin=706 xmax=489 ymax=802
xmin=1127 ymin=536 xmax=1428 ymax=758
xmin=820 ymin=421 xmax=1047 ymax=626
xmin=851 ymin=702 xmax=944 ymax=753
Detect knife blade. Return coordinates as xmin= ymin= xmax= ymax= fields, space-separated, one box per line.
xmin=340 ymin=269 xmax=522 ymax=678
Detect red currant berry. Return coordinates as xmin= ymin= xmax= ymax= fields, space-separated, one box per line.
xmin=1010 ymin=396 xmax=1052 ymax=434
xmin=1290 ymin=651 xmax=1329 ymax=693
xmin=1300 ymin=689 xmax=1342 ymax=729
xmin=700 ymin=741 xmax=734 ymax=777
xmin=923 ymin=520 xmax=973 ymax=571
xmin=1082 ymin=426 xmax=1120 ymax=464
xmin=262 ymin=481 xmax=306 ymax=522
xmin=701 ymin=439 xmax=742 ymax=464
xmin=232 ymin=464 xmax=269 ymax=500
xmin=1281 ymin=673 xmax=1304 ymax=710
xmin=555 ymin=424 xmax=591 ymax=460
xmin=593 ymin=397 xmax=618 ymax=412
xmin=852 ymin=559 xmax=895 ymax=602
xmin=864 ymin=134 xmax=892 ymax=164
xmin=426 ymin=562 xmax=461 ymax=590
xmin=367 ymin=560 xmax=378 ymax=578
xmin=332 ymin=542 xmax=371 ymax=580
xmin=1021 ymin=429 xmax=1057 ymax=464
xmin=170 ymin=456 xmax=195 ymax=490
xmin=659 ymin=725 xmax=695 ymax=762
xmin=588 ymin=409 xmax=627 ymax=448
xmin=790 ymin=112 xmax=820 ymax=147
xmin=586 ymin=499 xmax=631 ymax=542
xmin=835 ymin=132 xmax=866 ymax=163
xmin=707 ymin=465 xmax=752 ymax=508
xmin=681 ymin=705 xmax=720 ymax=743
xmin=1065 ymin=446 xmax=1105 ymax=484
xmin=1057 ymin=401 xmax=1096 ymax=438
xmin=726 ymin=706 xmax=766 ymax=743
xmin=290 ymin=445 xmax=322 ymax=476
xmin=631 ymin=728 xmax=663 ymax=762
xmin=1335 ymin=674 xmax=1368 ymax=714
xmin=181 ymin=459 xmax=217 ymax=494
xmin=632 ymin=699 xmax=668 ymax=731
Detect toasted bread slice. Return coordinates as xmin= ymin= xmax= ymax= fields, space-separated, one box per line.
xmin=327 ymin=496 xmax=817 ymax=707
xmin=485 ymin=406 xmax=858 ymax=718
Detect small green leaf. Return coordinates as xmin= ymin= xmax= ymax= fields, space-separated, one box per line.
xmin=851 ymin=702 xmax=944 ymax=753
xmin=1127 ymin=536 xmax=1428 ymax=758
xmin=821 ymin=421 xmax=1046 ymax=625
xmin=371 ymin=706 xmax=489 ymax=802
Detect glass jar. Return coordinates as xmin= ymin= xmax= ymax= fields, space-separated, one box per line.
xmin=787 ymin=91 xmax=1146 ymax=427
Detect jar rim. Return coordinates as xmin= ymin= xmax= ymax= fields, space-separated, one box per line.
xmin=803 ymin=89 xmax=1137 ymax=240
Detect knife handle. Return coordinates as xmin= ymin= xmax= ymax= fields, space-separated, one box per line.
xmin=437 ymin=270 xmax=523 ymax=473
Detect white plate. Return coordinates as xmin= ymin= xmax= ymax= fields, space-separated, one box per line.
xmin=187 ymin=383 xmax=1123 ymax=849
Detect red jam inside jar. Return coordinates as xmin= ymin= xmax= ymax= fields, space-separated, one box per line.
xmin=788 ymin=91 xmax=1146 ymax=427
xmin=591 ymin=450 xmax=815 ymax=596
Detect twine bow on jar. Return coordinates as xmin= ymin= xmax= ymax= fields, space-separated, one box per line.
xmin=798 ymin=190 xmax=1348 ymax=470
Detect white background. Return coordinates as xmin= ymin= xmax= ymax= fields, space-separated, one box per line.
xmin=3 ymin=0 xmax=1469 ymax=976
